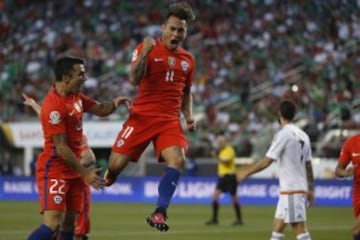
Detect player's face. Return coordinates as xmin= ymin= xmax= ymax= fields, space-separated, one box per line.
xmin=161 ymin=15 xmax=187 ymax=51
xmin=66 ymin=64 xmax=86 ymax=95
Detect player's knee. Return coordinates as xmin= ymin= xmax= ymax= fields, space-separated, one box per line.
xmin=352 ymin=225 xmax=360 ymax=236
xmin=167 ymin=156 xmax=185 ymax=169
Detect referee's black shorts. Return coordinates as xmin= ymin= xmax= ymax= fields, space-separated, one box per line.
xmin=216 ymin=174 xmax=237 ymax=195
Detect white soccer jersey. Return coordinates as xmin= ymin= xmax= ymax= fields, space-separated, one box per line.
xmin=265 ymin=124 xmax=312 ymax=192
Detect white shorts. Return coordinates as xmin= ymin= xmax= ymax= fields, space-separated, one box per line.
xmin=275 ymin=193 xmax=307 ymax=223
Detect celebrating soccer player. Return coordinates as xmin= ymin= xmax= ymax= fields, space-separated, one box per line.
xmin=26 ymin=56 xmax=131 ymax=240
xmin=23 ymin=93 xmax=96 ymax=240
xmin=103 ymin=1 xmax=196 ymax=232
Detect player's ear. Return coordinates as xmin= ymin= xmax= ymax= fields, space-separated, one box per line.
xmin=61 ymin=74 xmax=71 ymax=83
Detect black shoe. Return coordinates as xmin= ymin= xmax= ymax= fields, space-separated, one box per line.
xmin=232 ymin=219 xmax=243 ymax=226
xmin=146 ymin=212 xmax=169 ymax=232
xmin=205 ymin=219 xmax=218 ymax=225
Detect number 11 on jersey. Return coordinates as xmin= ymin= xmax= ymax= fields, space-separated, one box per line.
xmin=165 ymin=70 xmax=174 ymax=82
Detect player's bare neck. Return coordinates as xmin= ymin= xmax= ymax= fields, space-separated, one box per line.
xmin=54 ymin=83 xmax=71 ymax=96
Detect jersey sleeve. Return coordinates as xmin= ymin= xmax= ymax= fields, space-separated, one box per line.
xmin=338 ymin=137 xmax=352 ymax=166
xmin=80 ymin=94 xmax=97 ymax=112
xmin=265 ymin=131 xmax=286 ymax=161
xmin=131 ymin=43 xmax=144 ymax=65
xmin=41 ymin=97 xmax=67 ymax=135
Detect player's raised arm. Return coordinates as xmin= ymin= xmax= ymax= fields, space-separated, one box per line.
xmin=129 ymin=37 xmax=155 ymax=86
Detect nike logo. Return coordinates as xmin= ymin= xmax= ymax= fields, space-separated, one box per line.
xmin=154 ymin=58 xmax=163 ymax=62
xmin=171 ymin=181 xmax=177 ymax=187
xmin=352 ymin=153 xmax=360 ymax=157
xmin=69 ymin=110 xmax=75 ymax=116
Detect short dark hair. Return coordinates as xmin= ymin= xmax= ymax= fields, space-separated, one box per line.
xmin=165 ymin=1 xmax=196 ymax=23
xmin=279 ymin=99 xmax=296 ymax=121
xmin=54 ymin=56 xmax=85 ymax=81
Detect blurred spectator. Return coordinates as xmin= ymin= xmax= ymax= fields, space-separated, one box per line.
xmin=0 ymin=152 xmax=13 ymax=175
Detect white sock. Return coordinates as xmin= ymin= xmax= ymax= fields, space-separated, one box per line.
xmin=297 ymin=232 xmax=311 ymax=240
xmin=270 ymin=231 xmax=284 ymax=240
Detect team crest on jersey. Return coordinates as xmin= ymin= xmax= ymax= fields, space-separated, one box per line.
xmin=117 ymin=139 xmax=125 ymax=147
xmin=53 ymin=195 xmax=63 ymax=204
xmin=168 ymin=57 xmax=176 ymax=67
xmin=132 ymin=49 xmax=138 ymax=62
xmin=49 ymin=111 xmax=61 ymax=124
xmin=181 ymin=60 xmax=189 ymax=72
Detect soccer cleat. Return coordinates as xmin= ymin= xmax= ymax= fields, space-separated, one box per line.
xmin=103 ymin=169 xmax=117 ymax=187
xmin=205 ymin=219 xmax=218 ymax=225
xmin=146 ymin=212 xmax=169 ymax=232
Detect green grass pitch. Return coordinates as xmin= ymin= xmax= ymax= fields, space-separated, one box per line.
xmin=0 ymin=201 xmax=352 ymax=240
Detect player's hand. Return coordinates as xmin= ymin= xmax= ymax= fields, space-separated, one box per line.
xmin=345 ymin=166 xmax=355 ymax=177
xmin=306 ymin=190 xmax=315 ymax=207
xmin=22 ymin=93 xmax=36 ymax=107
xmin=113 ymin=96 xmax=132 ymax=110
xmin=236 ymin=170 xmax=247 ymax=183
xmin=186 ymin=118 xmax=196 ymax=132
xmin=142 ymin=37 xmax=155 ymax=55
xmin=83 ymin=167 xmax=104 ymax=190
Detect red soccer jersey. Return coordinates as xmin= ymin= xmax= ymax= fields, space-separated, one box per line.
xmin=37 ymin=86 xmax=96 ymax=179
xmin=339 ymin=134 xmax=360 ymax=183
xmin=130 ymin=39 xmax=195 ymax=118
xmin=339 ymin=133 xmax=360 ymax=216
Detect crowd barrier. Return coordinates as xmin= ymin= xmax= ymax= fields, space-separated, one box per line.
xmin=0 ymin=176 xmax=352 ymax=206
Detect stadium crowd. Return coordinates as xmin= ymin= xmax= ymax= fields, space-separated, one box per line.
xmin=1 ymin=0 xmax=359 ymax=160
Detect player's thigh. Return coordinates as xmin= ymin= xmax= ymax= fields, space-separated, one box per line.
xmin=155 ymin=120 xmax=187 ymax=163
xmin=43 ymin=210 xmax=65 ymax=230
xmin=161 ymin=146 xmax=186 ymax=168
xmin=112 ymin=117 xmax=154 ymax=161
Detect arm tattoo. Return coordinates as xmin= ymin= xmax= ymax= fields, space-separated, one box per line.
xmin=130 ymin=54 xmax=148 ymax=85
xmin=96 ymin=102 xmax=116 ymax=116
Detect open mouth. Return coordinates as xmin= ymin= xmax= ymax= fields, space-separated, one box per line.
xmin=170 ymin=39 xmax=179 ymax=46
